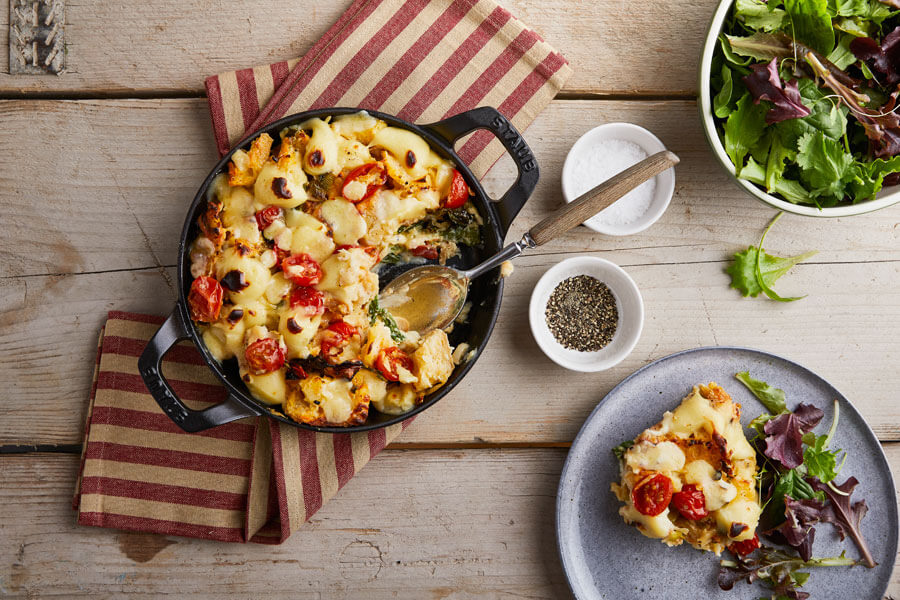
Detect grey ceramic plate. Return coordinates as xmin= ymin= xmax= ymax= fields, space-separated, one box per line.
xmin=556 ymin=347 xmax=898 ymax=600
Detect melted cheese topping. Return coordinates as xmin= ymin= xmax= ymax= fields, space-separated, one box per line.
xmin=614 ymin=383 xmax=761 ymax=554
xmin=191 ymin=112 xmax=472 ymax=426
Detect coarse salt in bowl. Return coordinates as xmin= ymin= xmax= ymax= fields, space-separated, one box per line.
xmin=561 ymin=122 xmax=675 ymax=236
xmin=529 ymin=256 xmax=644 ymax=373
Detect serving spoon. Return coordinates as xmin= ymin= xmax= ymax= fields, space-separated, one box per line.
xmin=379 ymin=150 xmax=680 ymax=334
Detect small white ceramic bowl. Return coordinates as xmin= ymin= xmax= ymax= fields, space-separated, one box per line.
xmin=529 ymin=256 xmax=644 ymax=372
xmin=699 ymin=0 xmax=900 ymax=217
xmin=561 ymin=122 xmax=676 ymax=236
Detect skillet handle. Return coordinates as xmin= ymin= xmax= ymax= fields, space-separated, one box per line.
xmin=138 ymin=306 xmax=261 ymax=432
xmin=422 ymin=107 xmax=539 ymax=237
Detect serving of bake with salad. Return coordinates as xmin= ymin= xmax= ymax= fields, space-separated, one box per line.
xmin=554 ymin=347 xmax=896 ymax=600
xmin=612 ymin=376 xmax=878 ymax=598
xmin=185 ymin=111 xmax=480 ymax=427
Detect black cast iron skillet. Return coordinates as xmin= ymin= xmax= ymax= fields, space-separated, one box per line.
xmin=138 ymin=106 xmax=538 ymax=433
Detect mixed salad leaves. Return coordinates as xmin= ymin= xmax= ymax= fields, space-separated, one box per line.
xmin=719 ymin=371 xmax=876 ymax=598
xmin=712 ymin=0 xmax=900 ymax=207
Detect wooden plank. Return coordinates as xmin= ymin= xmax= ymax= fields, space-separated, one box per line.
xmin=1 ymin=447 xmax=898 ymax=598
xmin=0 ymin=0 xmax=715 ymax=96
xmin=2 ymin=98 xmax=899 ymax=279
xmin=2 ymin=255 xmax=899 ymax=446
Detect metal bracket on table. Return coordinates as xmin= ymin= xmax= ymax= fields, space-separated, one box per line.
xmin=9 ymin=0 xmax=66 ymax=75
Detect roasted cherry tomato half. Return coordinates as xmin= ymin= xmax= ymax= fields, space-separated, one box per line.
xmin=245 ymin=338 xmax=285 ymax=374
xmin=410 ymin=244 xmax=439 ymax=260
xmin=375 ymin=346 xmax=415 ymax=382
xmin=671 ymin=484 xmax=708 ymax=521
xmin=289 ymin=286 xmax=325 ymax=316
xmin=319 ymin=321 xmax=359 ymax=363
xmin=728 ymin=533 xmax=760 ymax=557
xmin=631 ymin=473 xmax=674 ymax=517
xmin=255 ymin=206 xmax=283 ymax=231
xmin=188 ymin=276 xmax=224 ymax=323
xmin=443 ymin=168 xmax=469 ymax=209
xmin=341 ymin=163 xmax=386 ymax=203
xmin=282 ymin=253 xmax=322 ymax=286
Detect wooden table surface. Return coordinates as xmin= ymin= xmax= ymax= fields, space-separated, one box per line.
xmin=1 ymin=0 xmax=899 ymax=597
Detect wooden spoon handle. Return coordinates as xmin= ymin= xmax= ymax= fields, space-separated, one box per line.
xmin=527 ymin=150 xmax=679 ymax=246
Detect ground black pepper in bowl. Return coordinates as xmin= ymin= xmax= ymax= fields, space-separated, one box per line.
xmin=544 ymin=275 xmax=618 ymax=351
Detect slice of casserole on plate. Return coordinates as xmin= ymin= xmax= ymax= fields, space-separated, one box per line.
xmin=611 ymin=383 xmax=761 ymax=554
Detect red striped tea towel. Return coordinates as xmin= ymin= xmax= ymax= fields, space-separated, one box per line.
xmin=74 ymin=312 xmax=412 ymax=543
xmin=205 ymin=0 xmax=571 ymax=177
xmin=74 ymin=0 xmax=570 ymax=544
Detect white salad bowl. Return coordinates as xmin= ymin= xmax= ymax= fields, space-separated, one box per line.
xmin=698 ymin=0 xmax=900 ymax=217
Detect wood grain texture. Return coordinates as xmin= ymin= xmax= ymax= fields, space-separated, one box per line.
xmin=2 ymin=254 xmax=899 ymax=446
xmin=2 ymin=98 xmax=899 ymax=280
xmin=2 ymin=447 xmax=899 ymax=598
xmin=0 ymin=0 xmax=716 ymax=96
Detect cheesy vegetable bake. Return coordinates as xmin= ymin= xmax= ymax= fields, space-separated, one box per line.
xmin=611 ymin=383 xmax=762 ymax=556
xmin=186 ymin=112 xmax=480 ymax=427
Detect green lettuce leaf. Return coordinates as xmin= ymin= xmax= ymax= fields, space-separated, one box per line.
xmin=796 ymin=130 xmax=857 ymax=202
xmin=724 ymin=32 xmax=793 ymax=62
xmin=714 ymin=64 xmax=736 ymax=118
xmin=739 ymin=157 xmax=812 ymax=204
xmin=735 ymin=371 xmax=788 ymax=414
xmin=827 ymin=0 xmax=893 ymax=21
xmin=724 ymin=93 xmax=769 ymax=172
xmin=736 ymin=0 xmax=788 ymax=32
xmin=726 ymin=212 xmax=818 ymax=300
xmin=826 ymin=33 xmax=858 ymax=69
xmin=850 ymin=155 xmax=900 ymax=202
xmin=784 ymin=0 xmax=836 ymax=55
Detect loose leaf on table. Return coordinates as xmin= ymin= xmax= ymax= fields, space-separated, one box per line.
xmin=735 ymin=371 xmax=788 ymax=414
xmin=727 ymin=242 xmax=817 ymax=300
xmin=763 ymin=403 xmax=825 ymax=469
xmin=784 ymin=0 xmax=836 ymax=55
xmin=811 ymin=477 xmax=877 ymax=568
xmin=727 ymin=212 xmax=818 ymax=301
xmin=724 ymin=92 xmax=769 ymax=172
xmin=743 ymin=59 xmax=812 ymax=124
xmin=718 ymin=545 xmax=856 ymax=597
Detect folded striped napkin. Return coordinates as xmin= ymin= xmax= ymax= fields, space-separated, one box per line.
xmin=74 ymin=0 xmax=570 ymax=543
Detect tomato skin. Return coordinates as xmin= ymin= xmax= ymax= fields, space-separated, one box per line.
xmin=411 ymin=245 xmax=439 ymax=260
xmin=255 ymin=206 xmax=282 ymax=231
xmin=375 ymin=347 xmax=415 ymax=382
xmin=319 ymin=321 xmax=359 ymax=364
xmin=245 ymin=338 xmax=285 ymax=374
xmin=341 ymin=163 xmax=386 ymax=203
xmin=443 ymin=169 xmax=469 ymax=209
xmin=281 ymin=253 xmax=322 ymax=286
xmin=671 ymin=484 xmax=708 ymax=521
xmin=289 ymin=286 xmax=325 ymax=316
xmin=188 ymin=276 xmax=224 ymax=322
xmin=728 ymin=533 xmax=760 ymax=557
xmin=631 ymin=474 xmax=674 ymax=517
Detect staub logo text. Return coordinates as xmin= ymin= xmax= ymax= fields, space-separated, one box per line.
xmin=491 ymin=116 xmax=536 ymax=172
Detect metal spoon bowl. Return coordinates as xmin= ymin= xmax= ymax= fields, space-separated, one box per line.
xmin=379 ymin=150 xmax=680 ymax=334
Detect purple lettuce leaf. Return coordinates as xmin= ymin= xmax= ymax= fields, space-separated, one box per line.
xmin=743 ymin=59 xmax=812 ymax=124
xmin=811 ymin=477 xmax=877 ymax=568
xmin=763 ymin=403 xmax=824 ymax=469
xmin=777 ymin=496 xmax=826 ymax=561
xmin=850 ymin=27 xmax=900 ymax=85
